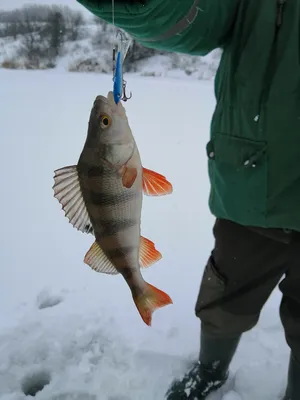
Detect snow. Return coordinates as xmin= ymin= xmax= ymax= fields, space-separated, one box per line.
xmin=0 ymin=69 xmax=289 ymax=400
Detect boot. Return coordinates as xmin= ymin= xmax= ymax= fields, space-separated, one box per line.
xmin=165 ymin=331 xmax=241 ymax=399
xmin=282 ymin=354 xmax=300 ymax=400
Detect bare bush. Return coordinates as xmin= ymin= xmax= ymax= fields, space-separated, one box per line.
xmin=1 ymin=59 xmax=21 ymax=69
xmin=68 ymin=54 xmax=111 ymax=73
xmin=63 ymin=8 xmax=84 ymax=41
xmin=0 ymin=5 xmax=84 ymax=42
xmin=1 ymin=4 xmax=85 ymax=69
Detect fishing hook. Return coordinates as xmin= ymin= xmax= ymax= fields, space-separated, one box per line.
xmin=122 ymin=80 xmax=132 ymax=102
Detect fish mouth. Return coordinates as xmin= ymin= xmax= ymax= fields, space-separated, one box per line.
xmin=95 ymin=91 xmax=116 ymax=107
xmin=93 ymin=91 xmax=126 ymax=118
xmin=94 ymin=95 xmax=110 ymax=105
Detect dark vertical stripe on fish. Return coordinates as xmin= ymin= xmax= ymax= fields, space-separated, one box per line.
xmin=130 ymin=284 xmax=144 ymax=297
xmin=78 ymin=162 xmax=116 ymax=178
xmin=95 ymin=218 xmax=138 ymax=237
xmin=121 ymin=266 xmax=134 ymax=280
xmin=88 ymin=190 xmax=137 ymax=206
xmin=105 ymin=247 xmax=136 ymax=259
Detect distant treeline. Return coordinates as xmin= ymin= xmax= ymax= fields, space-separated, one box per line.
xmin=0 ymin=4 xmax=161 ymax=71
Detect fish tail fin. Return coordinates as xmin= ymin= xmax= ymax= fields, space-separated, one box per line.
xmin=133 ymin=283 xmax=173 ymax=326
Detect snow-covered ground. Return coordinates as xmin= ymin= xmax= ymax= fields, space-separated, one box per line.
xmin=0 ymin=69 xmax=289 ymax=400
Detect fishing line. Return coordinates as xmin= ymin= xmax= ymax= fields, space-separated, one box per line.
xmin=111 ymin=0 xmax=132 ymax=103
xmin=112 ymin=0 xmax=115 ymax=27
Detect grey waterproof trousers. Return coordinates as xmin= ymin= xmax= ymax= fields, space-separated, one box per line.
xmin=195 ymin=218 xmax=300 ymax=361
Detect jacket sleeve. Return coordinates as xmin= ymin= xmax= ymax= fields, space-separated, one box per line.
xmin=76 ymin=0 xmax=239 ymax=56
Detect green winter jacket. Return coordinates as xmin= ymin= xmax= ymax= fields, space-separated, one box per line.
xmin=77 ymin=0 xmax=300 ymax=232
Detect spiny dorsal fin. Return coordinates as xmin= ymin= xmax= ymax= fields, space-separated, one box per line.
xmin=142 ymin=167 xmax=173 ymax=196
xmin=53 ymin=165 xmax=94 ymax=235
xmin=84 ymin=236 xmax=162 ymax=274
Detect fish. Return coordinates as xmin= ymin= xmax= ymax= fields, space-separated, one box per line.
xmin=52 ymin=91 xmax=173 ymax=326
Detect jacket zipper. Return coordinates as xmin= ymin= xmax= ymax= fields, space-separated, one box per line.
xmin=259 ymin=0 xmax=287 ymax=105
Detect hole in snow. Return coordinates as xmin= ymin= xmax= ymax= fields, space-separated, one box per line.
xmin=36 ymin=290 xmax=64 ymax=310
xmin=22 ymin=370 xmax=51 ymax=396
xmin=37 ymin=295 xmax=63 ymax=309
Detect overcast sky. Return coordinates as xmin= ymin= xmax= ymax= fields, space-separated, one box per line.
xmin=0 ymin=0 xmax=89 ymax=12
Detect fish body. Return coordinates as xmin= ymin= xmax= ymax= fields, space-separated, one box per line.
xmin=53 ymin=91 xmax=173 ymax=325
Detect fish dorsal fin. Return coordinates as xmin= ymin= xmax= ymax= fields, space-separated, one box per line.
xmin=53 ymin=165 xmax=94 ymax=235
xmin=84 ymin=236 xmax=162 ymax=275
xmin=142 ymin=167 xmax=173 ymax=196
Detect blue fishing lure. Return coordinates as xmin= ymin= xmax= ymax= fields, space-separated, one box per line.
xmin=112 ymin=31 xmax=132 ymax=105
xmin=113 ymin=50 xmax=123 ymax=105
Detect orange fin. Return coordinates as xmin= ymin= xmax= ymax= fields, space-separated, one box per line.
xmin=142 ymin=167 xmax=173 ymax=196
xmin=85 ymin=237 xmax=161 ymax=274
xmin=122 ymin=166 xmax=138 ymax=189
xmin=133 ymin=283 xmax=173 ymax=326
xmin=139 ymin=236 xmax=162 ymax=268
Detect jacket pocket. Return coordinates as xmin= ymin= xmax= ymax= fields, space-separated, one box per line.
xmin=207 ymin=133 xmax=267 ymax=225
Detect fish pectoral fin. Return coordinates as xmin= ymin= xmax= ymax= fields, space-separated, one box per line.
xmin=133 ymin=283 xmax=173 ymax=326
xmin=84 ymin=241 xmax=119 ymax=275
xmin=120 ymin=166 xmax=138 ymax=189
xmin=53 ymin=165 xmax=94 ymax=235
xmin=142 ymin=167 xmax=173 ymax=196
xmin=139 ymin=236 xmax=162 ymax=268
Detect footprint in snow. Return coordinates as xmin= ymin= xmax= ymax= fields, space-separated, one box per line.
xmin=36 ymin=289 xmax=64 ymax=310
xmin=21 ymin=370 xmax=51 ymax=396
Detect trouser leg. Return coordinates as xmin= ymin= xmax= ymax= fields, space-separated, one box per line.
xmin=166 ymin=218 xmax=294 ymax=399
xmin=282 ymin=355 xmax=300 ymax=400
xmin=279 ymin=248 xmax=300 ymax=400
xmin=195 ymin=218 xmax=290 ymax=337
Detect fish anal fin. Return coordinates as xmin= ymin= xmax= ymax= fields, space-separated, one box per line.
xmin=142 ymin=167 xmax=173 ymax=196
xmin=84 ymin=241 xmax=119 ymax=275
xmin=139 ymin=236 xmax=162 ymax=268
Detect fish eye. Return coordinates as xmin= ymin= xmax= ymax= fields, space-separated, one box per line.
xmin=100 ymin=114 xmax=111 ymax=129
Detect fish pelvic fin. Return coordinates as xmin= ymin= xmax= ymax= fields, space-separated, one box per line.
xmin=133 ymin=283 xmax=173 ymax=326
xmin=142 ymin=167 xmax=173 ymax=196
